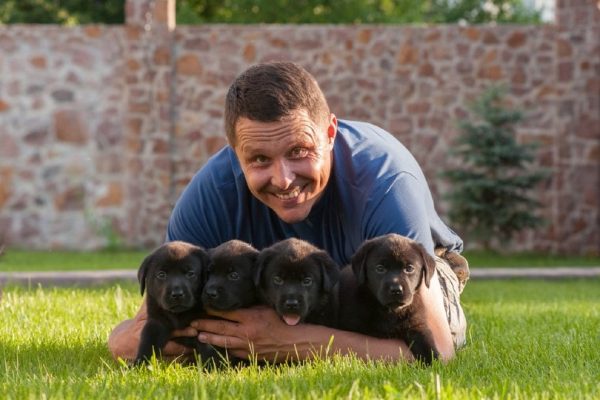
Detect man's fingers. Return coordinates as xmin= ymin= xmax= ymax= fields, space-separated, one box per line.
xmin=198 ymin=332 xmax=248 ymax=351
xmin=191 ymin=318 xmax=242 ymax=335
xmin=162 ymin=340 xmax=194 ymax=356
xmin=171 ymin=326 xmax=198 ymax=338
xmin=203 ymin=305 xmax=272 ymax=320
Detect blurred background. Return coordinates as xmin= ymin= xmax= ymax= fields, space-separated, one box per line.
xmin=0 ymin=0 xmax=597 ymax=255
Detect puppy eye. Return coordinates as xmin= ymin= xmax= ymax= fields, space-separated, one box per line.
xmin=186 ymin=271 xmax=197 ymax=279
xmin=375 ymin=264 xmax=386 ymax=274
xmin=228 ymin=271 xmax=240 ymax=280
xmin=273 ymin=276 xmax=283 ymax=285
xmin=302 ymin=277 xmax=313 ymax=286
xmin=156 ymin=271 xmax=167 ymax=280
xmin=404 ymin=264 xmax=415 ymax=273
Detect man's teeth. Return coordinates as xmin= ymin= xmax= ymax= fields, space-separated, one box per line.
xmin=276 ymin=187 xmax=301 ymax=200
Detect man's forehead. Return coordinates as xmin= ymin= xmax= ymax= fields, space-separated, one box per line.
xmin=235 ymin=117 xmax=321 ymax=151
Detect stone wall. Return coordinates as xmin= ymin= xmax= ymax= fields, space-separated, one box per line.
xmin=0 ymin=0 xmax=598 ymax=254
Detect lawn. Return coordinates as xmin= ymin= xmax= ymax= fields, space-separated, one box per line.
xmin=1 ymin=248 xmax=599 ymax=272
xmin=1 ymin=279 xmax=598 ymax=399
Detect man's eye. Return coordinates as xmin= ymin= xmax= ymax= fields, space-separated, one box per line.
xmin=374 ymin=265 xmax=386 ymax=274
xmin=228 ymin=271 xmax=240 ymax=280
xmin=156 ymin=271 xmax=167 ymax=280
xmin=273 ymin=276 xmax=283 ymax=285
xmin=186 ymin=270 xmax=197 ymax=279
xmin=289 ymin=147 xmax=309 ymax=159
xmin=404 ymin=264 xmax=415 ymax=273
xmin=252 ymin=155 xmax=269 ymax=165
xmin=302 ymin=277 xmax=313 ymax=286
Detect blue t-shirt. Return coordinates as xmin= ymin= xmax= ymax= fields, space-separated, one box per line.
xmin=166 ymin=119 xmax=463 ymax=265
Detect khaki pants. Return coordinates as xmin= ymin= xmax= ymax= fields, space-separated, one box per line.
xmin=435 ymin=256 xmax=467 ymax=348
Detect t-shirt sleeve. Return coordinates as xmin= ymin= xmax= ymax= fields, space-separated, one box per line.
xmin=165 ymin=168 xmax=234 ymax=249
xmin=362 ymin=172 xmax=437 ymax=254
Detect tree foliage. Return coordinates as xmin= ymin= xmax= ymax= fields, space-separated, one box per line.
xmin=0 ymin=0 xmax=124 ymax=25
xmin=0 ymin=0 xmax=541 ymax=25
xmin=441 ymin=87 xmax=550 ymax=250
xmin=176 ymin=0 xmax=542 ymax=24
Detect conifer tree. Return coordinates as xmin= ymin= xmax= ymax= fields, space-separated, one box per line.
xmin=442 ymin=87 xmax=549 ymax=250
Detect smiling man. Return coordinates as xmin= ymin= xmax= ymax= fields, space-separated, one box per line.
xmin=108 ymin=62 xmax=467 ymax=363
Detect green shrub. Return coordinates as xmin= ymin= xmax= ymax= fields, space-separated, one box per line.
xmin=442 ymin=86 xmax=550 ymax=250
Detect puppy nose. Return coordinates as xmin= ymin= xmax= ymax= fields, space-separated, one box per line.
xmin=284 ymin=298 xmax=300 ymax=310
xmin=389 ymin=286 xmax=403 ymax=296
xmin=170 ymin=287 xmax=184 ymax=299
xmin=205 ymin=286 xmax=219 ymax=299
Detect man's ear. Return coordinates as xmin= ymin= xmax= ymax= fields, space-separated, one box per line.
xmin=415 ymin=243 xmax=437 ymax=288
xmin=312 ymin=251 xmax=340 ymax=292
xmin=351 ymin=238 xmax=376 ymax=285
xmin=326 ymin=114 xmax=337 ymax=146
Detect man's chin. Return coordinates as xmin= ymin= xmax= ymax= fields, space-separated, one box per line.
xmin=271 ymin=204 xmax=312 ymax=224
xmin=276 ymin=213 xmax=308 ymax=224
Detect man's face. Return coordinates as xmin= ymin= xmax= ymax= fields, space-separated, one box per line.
xmin=233 ymin=109 xmax=337 ymax=224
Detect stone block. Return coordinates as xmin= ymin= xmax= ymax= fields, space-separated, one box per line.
xmin=0 ymin=167 xmax=12 ymax=208
xmin=54 ymin=186 xmax=85 ymax=211
xmin=54 ymin=110 xmax=89 ymax=145
xmin=96 ymin=183 xmax=124 ymax=207
xmin=177 ymin=54 xmax=203 ymax=76
xmin=0 ymin=99 xmax=10 ymax=112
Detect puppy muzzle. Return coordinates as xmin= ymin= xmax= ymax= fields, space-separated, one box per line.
xmin=276 ymin=296 xmax=308 ymax=326
xmin=378 ymin=283 xmax=412 ymax=310
xmin=161 ymin=285 xmax=196 ymax=312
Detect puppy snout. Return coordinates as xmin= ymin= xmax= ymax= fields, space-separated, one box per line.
xmin=389 ymin=285 xmax=403 ymax=296
xmin=204 ymin=286 xmax=220 ymax=299
xmin=169 ymin=286 xmax=185 ymax=299
xmin=284 ymin=298 xmax=300 ymax=311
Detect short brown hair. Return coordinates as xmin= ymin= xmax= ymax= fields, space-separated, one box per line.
xmin=224 ymin=62 xmax=330 ymax=146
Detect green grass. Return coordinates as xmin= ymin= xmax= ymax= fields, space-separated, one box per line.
xmin=0 ymin=249 xmax=147 ymax=272
xmin=1 ymin=248 xmax=599 ymax=272
xmin=1 ymin=279 xmax=599 ymax=399
xmin=463 ymin=250 xmax=600 ymax=268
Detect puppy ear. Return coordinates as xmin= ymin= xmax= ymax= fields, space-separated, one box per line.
xmin=351 ymin=239 xmax=376 ymax=285
xmin=191 ymin=246 xmax=211 ymax=283
xmin=416 ymin=243 xmax=437 ymax=288
xmin=254 ymin=248 xmax=274 ymax=287
xmin=137 ymin=252 xmax=154 ymax=296
xmin=312 ymin=251 xmax=340 ymax=292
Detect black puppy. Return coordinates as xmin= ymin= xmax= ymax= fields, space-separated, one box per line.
xmin=255 ymin=238 xmax=340 ymax=327
xmin=202 ymin=239 xmax=259 ymax=311
xmin=134 ymin=241 xmax=214 ymax=365
xmin=338 ymin=233 xmax=440 ymax=364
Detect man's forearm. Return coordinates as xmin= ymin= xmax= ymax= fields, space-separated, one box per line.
xmin=107 ymin=318 xmax=138 ymax=361
xmin=284 ymin=324 xmax=415 ymax=363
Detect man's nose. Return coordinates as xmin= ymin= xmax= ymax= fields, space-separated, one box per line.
xmin=270 ymin=159 xmax=295 ymax=189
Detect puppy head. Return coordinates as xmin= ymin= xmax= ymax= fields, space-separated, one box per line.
xmin=202 ymin=240 xmax=259 ymax=311
xmin=138 ymin=241 xmax=210 ymax=313
xmin=255 ymin=238 xmax=340 ymax=326
xmin=351 ymin=234 xmax=436 ymax=312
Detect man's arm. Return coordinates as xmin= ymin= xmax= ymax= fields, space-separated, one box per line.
xmin=108 ymin=272 xmax=455 ymax=364
xmin=191 ymin=306 xmax=415 ymax=363
xmin=193 ymin=272 xmax=454 ymax=364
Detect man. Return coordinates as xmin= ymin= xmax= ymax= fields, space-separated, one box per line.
xmin=108 ymin=62 xmax=467 ymax=363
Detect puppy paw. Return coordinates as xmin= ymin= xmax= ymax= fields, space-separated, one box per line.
xmin=435 ymin=247 xmax=470 ymax=292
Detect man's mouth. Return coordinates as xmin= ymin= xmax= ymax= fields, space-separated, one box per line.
xmin=275 ymin=187 xmax=301 ymax=200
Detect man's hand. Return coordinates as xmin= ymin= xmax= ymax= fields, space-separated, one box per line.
xmin=191 ymin=306 xmax=309 ymax=363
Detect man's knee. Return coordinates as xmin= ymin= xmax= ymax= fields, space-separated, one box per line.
xmin=435 ymin=256 xmax=468 ymax=349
